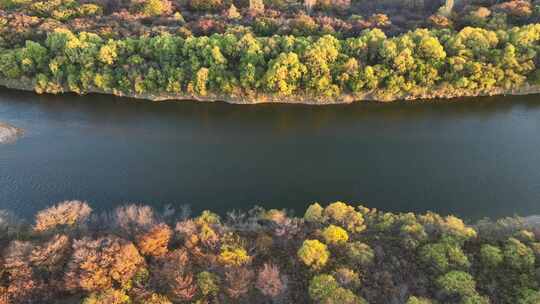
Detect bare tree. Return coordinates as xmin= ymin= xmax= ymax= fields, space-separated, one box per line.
xmin=256 ymin=263 xmax=285 ymax=298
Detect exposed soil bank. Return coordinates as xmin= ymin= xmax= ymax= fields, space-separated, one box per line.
xmin=2 ymin=77 xmax=540 ymax=105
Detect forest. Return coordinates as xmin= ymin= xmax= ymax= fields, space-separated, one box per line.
xmin=1 ymin=0 xmax=540 ymax=102
xmin=1 ymin=200 xmax=540 ymax=303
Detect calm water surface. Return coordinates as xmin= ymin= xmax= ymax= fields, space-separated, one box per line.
xmin=1 ymin=88 xmax=540 ymax=220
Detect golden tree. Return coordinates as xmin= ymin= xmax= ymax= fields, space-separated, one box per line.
xmin=137 ymin=223 xmax=173 ymax=257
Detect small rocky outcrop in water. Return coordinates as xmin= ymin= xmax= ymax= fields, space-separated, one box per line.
xmin=0 ymin=122 xmax=22 ymax=144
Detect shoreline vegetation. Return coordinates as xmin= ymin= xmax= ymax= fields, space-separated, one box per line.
xmin=3 ymin=0 xmax=540 ymax=104
xmin=3 ymin=201 xmax=540 ymax=303
xmin=3 ymin=75 xmax=540 ymax=104
xmin=3 ymin=23 xmax=540 ymax=104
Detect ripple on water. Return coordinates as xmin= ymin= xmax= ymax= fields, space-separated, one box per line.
xmin=0 ymin=122 xmax=23 ymax=144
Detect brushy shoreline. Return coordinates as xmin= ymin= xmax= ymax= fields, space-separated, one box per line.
xmin=3 ymin=200 xmax=540 ymax=303
xmin=3 ymin=77 xmax=540 ymax=105
xmin=3 ymin=24 xmax=540 ymax=107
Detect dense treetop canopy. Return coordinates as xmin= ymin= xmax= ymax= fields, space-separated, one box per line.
xmin=1 ymin=23 xmax=540 ymax=102
xmin=1 ymin=0 xmax=540 ymax=102
xmin=2 ymin=200 xmax=540 ymax=303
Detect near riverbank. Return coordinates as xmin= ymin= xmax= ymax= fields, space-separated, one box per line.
xmin=3 ymin=200 xmax=540 ymax=304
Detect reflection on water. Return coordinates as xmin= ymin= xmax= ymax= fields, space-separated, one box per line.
xmin=1 ymin=88 xmax=540 ymax=220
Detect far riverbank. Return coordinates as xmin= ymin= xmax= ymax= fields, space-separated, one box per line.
xmin=2 ymin=77 xmax=540 ymax=105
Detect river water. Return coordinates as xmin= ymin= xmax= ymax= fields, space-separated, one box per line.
xmin=1 ymin=88 xmax=540 ymax=220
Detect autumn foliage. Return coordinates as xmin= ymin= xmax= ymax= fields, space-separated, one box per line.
xmin=2 ymin=201 xmax=540 ymax=303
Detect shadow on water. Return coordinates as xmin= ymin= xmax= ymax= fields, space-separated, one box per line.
xmin=2 ymin=87 xmax=540 ymax=221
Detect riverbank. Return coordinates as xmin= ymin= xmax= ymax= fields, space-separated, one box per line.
xmin=2 ymin=77 xmax=540 ymax=105
xmin=2 ymin=200 xmax=540 ymax=304
xmin=1 ymin=25 xmax=540 ymax=106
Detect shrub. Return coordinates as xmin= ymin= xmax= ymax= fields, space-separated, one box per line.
xmin=150 ymin=249 xmax=196 ymax=301
xmin=419 ymin=241 xmax=469 ymax=273
xmin=225 ymin=267 xmax=254 ymax=299
xmin=323 ymin=287 xmax=366 ymax=304
xmin=308 ymin=274 xmax=340 ymax=301
xmin=516 ymin=288 xmax=540 ymax=304
xmin=342 ymin=211 xmax=366 ymax=233
xmin=136 ymin=0 xmax=172 ymax=16
xmin=136 ymin=223 xmax=172 ymax=257
xmin=249 ymin=0 xmax=264 ymax=13
xmin=219 ymin=247 xmax=251 ymax=267
xmin=304 ymin=203 xmax=325 ymax=223
xmin=189 ymin=0 xmax=223 ymax=11
xmin=113 ymin=204 xmax=156 ymax=236
xmin=333 ymin=267 xmax=360 ymax=288
xmin=461 ymin=294 xmax=490 ymax=304
xmin=346 ymin=242 xmax=374 ymax=267
xmin=3 ymin=240 xmax=38 ymax=303
xmin=298 ymin=239 xmax=330 ymax=269
xmin=34 ymin=200 xmax=92 ymax=232
xmin=420 ymin=213 xmax=476 ymax=241
xmin=435 ymin=271 xmax=477 ymax=297
xmin=322 ymin=225 xmax=349 ymax=244
xmin=309 ymin=274 xmax=365 ymax=303
xmin=504 ymin=237 xmax=535 ymax=270
xmin=406 ymin=296 xmax=435 ymax=304
xmin=324 ymin=202 xmax=352 ymax=222
xmin=530 ymin=242 xmax=540 ymax=259
xmin=255 ymin=233 xmax=274 ymax=252
xmin=199 ymin=223 xmax=219 ymax=246
xmin=440 ymin=216 xmax=477 ymax=240
xmin=289 ymin=14 xmax=319 ymax=36
xmin=323 ymin=202 xmax=365 ymax=233
xmin=263 ymin=209 xmax=288 ymax=224
xmin=253 ymin=17 xmax=280 ymax=36
xmin=64 ymin=236 xmax=145 ymax=292
xmin=78 ymin=4 xmax=102 ymax=16
xmin=197 ymin=271 xmax=220 ymax=297
xmin=515 ymin=229 xmax=535 ymax=243
xmin=136 ymin=293 xmax=172 ymax=304
xmin=400 ymin=222 xmax=428 ymax=249
xmin=256 ymin=263 xmax=285 ymax=298
xmin=82 ymin=289 xmax=130 ymax=304
xmin=195 ymin=210 xmax=221 ymax=226
xmin=30 ymin=234 xmax=70 ymax=272
xmin=493 ymin=0 xmax=532 ymax=18
xmin=479 ymin=244 xmax=503 ymax=268
xmin=225 ymin=4 xmax=241 ymax=20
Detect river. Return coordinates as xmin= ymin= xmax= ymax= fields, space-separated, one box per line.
xmin=1 ymin=88 xmax=540 ymax=220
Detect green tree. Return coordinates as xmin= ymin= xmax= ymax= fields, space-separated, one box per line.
xmin=504 ymin=237 xmax=535 ymax=270
xmin=305 ymin=203 xmax=325 ymax=223
xmin=138 ymin=0 xmax=171 ymax=16
xmin=436 ymin=271 xmax=478 ymax=297
xmin=479 ymin=244 xmax=503 ymax=268
xmin=346 ymin=241 xmax=374 ymax=266
xmin=263 ymin=52 xmax=306 ymax=96
xmin=419 ymin=241 xmax=470 ymax=273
